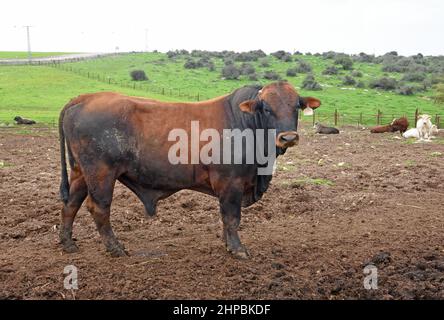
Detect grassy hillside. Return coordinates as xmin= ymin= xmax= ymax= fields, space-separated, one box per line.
xmin=0 ymin=50 xmax=443 ymax=126
xmin=0 ymin=65 xmax=178 ymax=124
xmin=61 ymin=51 xmax=443 ymax=125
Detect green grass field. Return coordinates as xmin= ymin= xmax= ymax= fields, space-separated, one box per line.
xmin=0 ymin=51 xmax=75 ymax=59
xmin=0 ymin=51 xmax=443 ymax=126
xmin=0 ymin=65 xmax=178 ymax=124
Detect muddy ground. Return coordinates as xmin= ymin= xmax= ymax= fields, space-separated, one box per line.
xmin=0 ymin=124 xmax=443 ymax=300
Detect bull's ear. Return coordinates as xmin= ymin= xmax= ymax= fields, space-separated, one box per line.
xmin=239 ymin=100 xmax=260 ymax=113
xmin=303 ymin=97 xmax=321 ymax=108
xmin=300 ymin=96 xmax=321 ymax=116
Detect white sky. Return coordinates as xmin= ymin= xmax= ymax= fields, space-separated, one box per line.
xmin=1 ymin=0 xmax=443 ymax=56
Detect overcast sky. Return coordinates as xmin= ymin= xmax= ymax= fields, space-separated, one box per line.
xmin=1 ymin=0 xmax=443 ymax=56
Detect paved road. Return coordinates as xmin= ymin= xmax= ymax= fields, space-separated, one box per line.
xmin=0 ymin=52 xmax=118 ymax=65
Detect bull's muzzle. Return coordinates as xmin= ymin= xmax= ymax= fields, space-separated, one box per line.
xmin=276 ymin=131 xmax=299 ymax=148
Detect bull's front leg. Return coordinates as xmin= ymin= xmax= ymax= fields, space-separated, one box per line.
xmin=219 ymin=189 xmax=249 ymax=259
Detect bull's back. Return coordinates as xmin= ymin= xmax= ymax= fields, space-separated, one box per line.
xmin=62 ymin=92 xmax=226 ymax=190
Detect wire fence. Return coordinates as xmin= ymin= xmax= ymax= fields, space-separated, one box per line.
xmin=307 ymin=108 xmax=442 ymax=128
xmin=6 ymin=58 xmax=441 ymax=128
xmin=50 ymin=62 xmax=210 ymax=101
xmin=49 ymin=62 xmax=442 ymax=128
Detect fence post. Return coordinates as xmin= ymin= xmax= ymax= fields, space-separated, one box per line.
xmin=376 ymin=109 xmax=381 ymax=125
xmin=414 ymin=108 xmax=419 ymax=126
xmin=436 ymin=114 xmax=440 ymax=129
xmin=334 ymin=109 xmax=338 ymax=126
xmin=197 ymin=93 xmax=200 ymax=101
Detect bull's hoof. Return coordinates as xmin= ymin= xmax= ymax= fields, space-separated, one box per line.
xmin=107 ymin=244 xmax=128 ymax=258
xmin=62 ymin=242 xmax=79 ymax=254
xmin=228 ymin=246 xmax=250 ymax=260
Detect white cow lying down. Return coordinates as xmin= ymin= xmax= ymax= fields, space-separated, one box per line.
xmin=402 ymin=128 xmax=420 ymax=139
xmin=403 ymin=119 xmax=439 ymax=140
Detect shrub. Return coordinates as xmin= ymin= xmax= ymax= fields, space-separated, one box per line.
xmin=271 ymin=50 xmax=289 ymax=60
xmin=259 ymin=58 xmax=270 ymax=67
xmin=401 ymin=72 xmax=426 ymax=82
xmin=130 ymin=70 xmax=148 ymax=81
xmin=322 ymin=66 xmax=339 ymax=75
xmin=286 ymin=68 xmax=298 ymax=77
xmin=221 ymin=65 xmax=241 ymax=80
xmin=369 ymin=77 xmax=398 ymax=90
xmin=334 ymin=54 xmax=353 ymax=70
xmin=356 ymin=81 xmax=366 ymax=88
xmin=263 ymin=70 xmax=281 ymax=80
xmin=351 ymin=70 xmax=363 ymax=77
xmin=223 ymin=58 xmax=235 ymax=66
xmin=184 ymin=59 xmax=201 ymax=69
xmin=354 ymin=52 xmax=375 ymax=63
xmin=302 ymin=74 xmax=322 ymax=90
xmin=295 ymin=61 xmax=312 ymax=73
xmin=396 ymin=84 xmax=415 ymax=95
xmin=342 ymin=75 xmax=356 ymax=86
xmin=248 ymin=73 xmax=259 ymax=81
xmin=322 ymin=51 xmax=337 ymax=59
xmin=240 ymin=63 xmax=256 ymax=75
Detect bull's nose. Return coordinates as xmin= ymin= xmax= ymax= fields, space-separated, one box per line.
xmin=277 ymin=132 xmax=299 ymax=147
xmin=280 ymin=134 xmax=298 ymax=142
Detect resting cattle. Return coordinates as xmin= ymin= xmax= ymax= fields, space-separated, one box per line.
xmin=416 ymin=114 xmax=433 ymax=140
xmin=370 ymin=117 xmax=408 ymax=134
xmin=390 ymin=117 xmax=409 ymax=134
xmin=370 ymin=124 xmax=392 ymax=133
xmin=14 ymin=116 xmax=36 ymax=125
xmin=59 ymin=81 xmax=321 ymax=258
xmin=314 ymin=122 xmax=339 ymax=134
xmin=402 ymin=128 xmax=420 ymax=139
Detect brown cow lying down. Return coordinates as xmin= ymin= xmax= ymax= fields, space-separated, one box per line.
xmin=14 ymin=116 xmax=36 ymax=125
xmin=370 ymin=124 xmax=393 ymax=133
xmin=370 ymin=117 xmax=409 ymax=134
xmin=391 ymin=117 xmax=409 ymax=134
xmin=314 ymin=122 xmax=339 ymax=134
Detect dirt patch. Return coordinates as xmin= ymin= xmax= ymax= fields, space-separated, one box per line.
xmin=0 ymin=125 xmax=443 ymax=299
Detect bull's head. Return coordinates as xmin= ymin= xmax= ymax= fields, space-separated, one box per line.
xmin=238 ymin=81 xmax=321 ymax=150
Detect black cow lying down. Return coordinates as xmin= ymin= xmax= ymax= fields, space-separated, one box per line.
xmin=58 ymin=81 xmax=321 ymax=258
xmin=314 ymin=122 xmax=339 ymax=134
xmin=14 ymin=116 xmax=36 ymax=125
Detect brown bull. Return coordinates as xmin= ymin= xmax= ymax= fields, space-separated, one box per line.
xmin=59 ymin=81 xmax=321 ymax=258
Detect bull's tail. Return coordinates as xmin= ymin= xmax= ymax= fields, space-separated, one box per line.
xmin=59 ymin=105 xmax=70 ymax=204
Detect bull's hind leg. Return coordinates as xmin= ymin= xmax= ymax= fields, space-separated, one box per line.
xmin=218 ymin=187 xmax=249 ymax=259
xmin=60 ymin=166 xmax=87 ymax=253
xmin=84 ymin=166 xmax=127 ymax=257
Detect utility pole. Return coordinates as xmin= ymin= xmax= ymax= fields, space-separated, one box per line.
xmin=24 ymin=25 xmax=32 ymax=60
xmin=144 ymin=28 xmax=149 ymax=52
